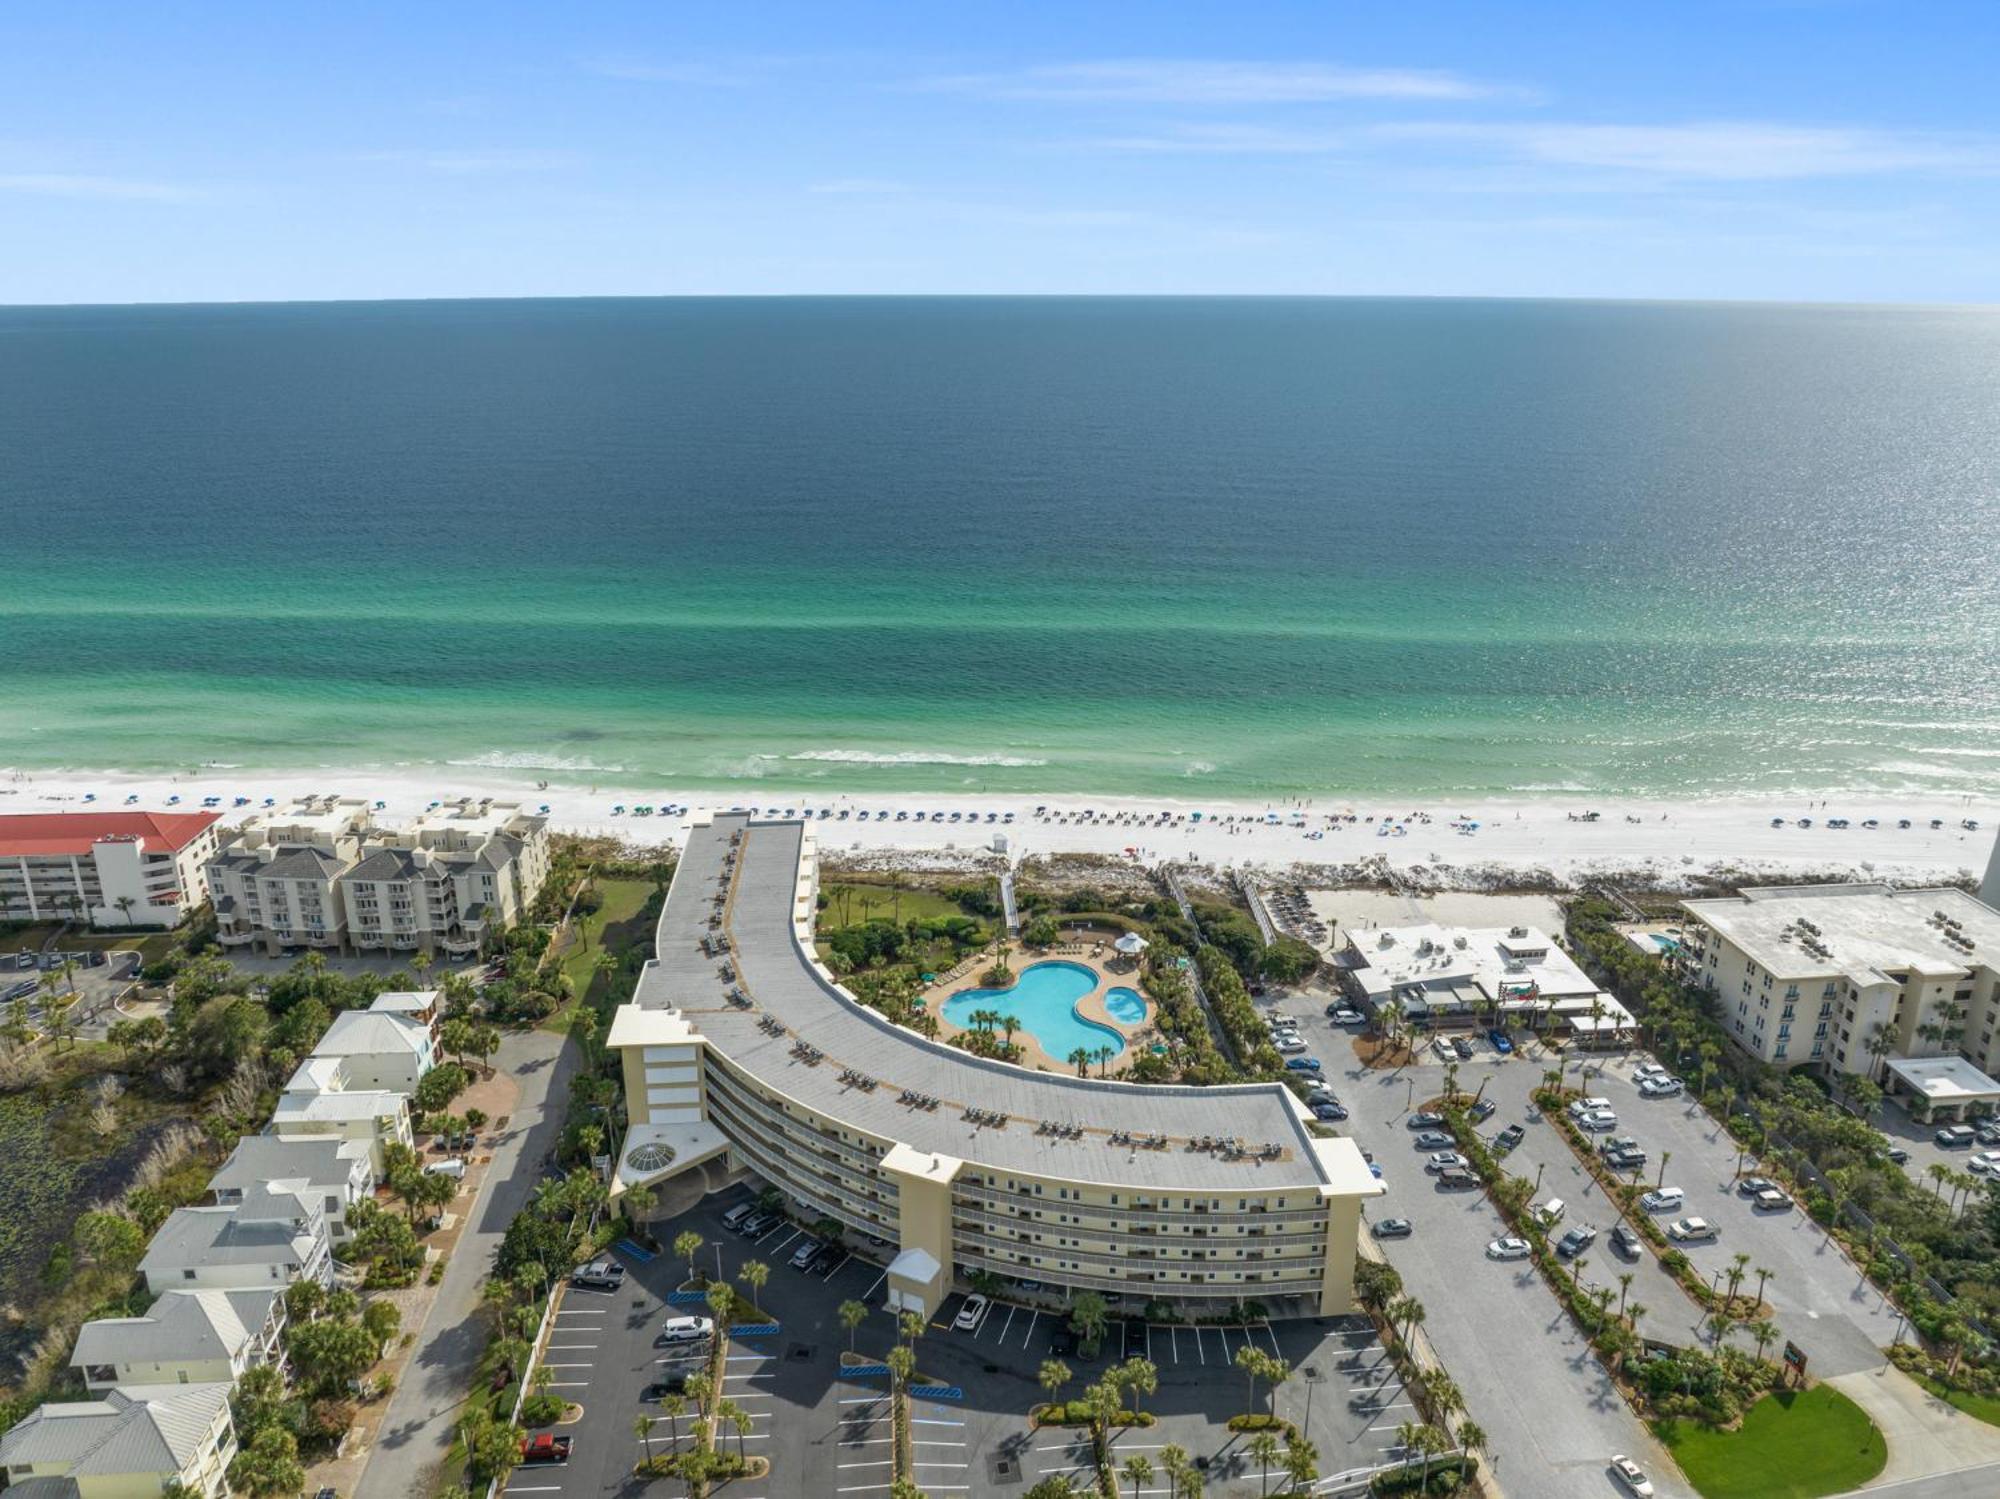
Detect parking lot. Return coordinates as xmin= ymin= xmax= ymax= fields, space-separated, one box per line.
xmin=1551 ymin=1055 xmax=1902 ymax=1378
xmin=1264 ymin=992 xmax=1696 ymax=1499
xmin=520 ymin=1189 xmax=1410 ymax=1497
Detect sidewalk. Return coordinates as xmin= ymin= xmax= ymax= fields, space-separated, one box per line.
xmin=351 ymin=1023 xmax=578 ymax=1499
xmin=303 ymin=1063 xmax=523 ymax=1498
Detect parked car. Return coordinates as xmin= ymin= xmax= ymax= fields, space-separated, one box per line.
xmin=1534 ymin=1198 xmax=1566 ymax=1224
xmin=1436 ymin=1166 xmax=1480 ymax=1190
xmin=1599 ymin=1135 xmax=1640 ymax=1156
xmin=1611 ymin=1224 xmax=1643 ymax=1258
xmin=1735 ymin=1176 xmax=1777 ymax=1197
xmin=1976 ymin=1122 xmax=2000 ymax=1146
xmin=520 ymin=1434 xmax=572 ymax=1465
xmin=1639 ymin=1076 xmax=1684 ymax=1097
xmin=1555 ymin=1225 xmax=1598 ymax=1259
xmin=1935 ymin=1125 xmax=1976 ymax=1148
xmin=1312 ymin=1102 xmax=1349 ymax=1121
xmin=1276 ymin=1036 xmax=1309 ymax=1054
xmin=642 ymin=1374 xmax=689 ymax=1401
xmin=569 ymin=1259 xmax=625 ymax=1290
xmin=1486 ymin=1237 xmax=1531 ymax=1261
xmin=1407 ymin=1112 xmax=1445 ymax=1130
xmin=1610 ymin=1454 xmax=1655 ymax=1497
xmin=1285 ymin=1057 xmax=1321 ymax=1073
xmin=1431 ymin=1038 xmax=1453 ymax=1060
xmin=789 ymin=1237 xmax=824 ymax=1270
xmin=1451 ymin=1036 xmax=1475 ymax=1060
xmin=423 ymin=1158 xmax=466 ymax=1180
xmin=1307 ymin=1085 xmax=1338 ymax=1105
xmin=1494 ymin=1124 xmax=1526 ymax=1152
xmin=1579 ymin=1110 xmax=1618 ymax=1131
xmin=1753 ymin=1187 xmax=1794 ymax=1211
xmin=1486 ymin=1028 xmax=1513 ymax=1055
xmin=660 ymin=1316 xmax=714 ymax=1344
xmin=1634 ymin=1061 xmax=1667 ymax=1080
xmin=1668 ymin=1217 xmax=1718 ymax=1243
xmin=738 ymin=1210 xmax=777 ymax=1236
xmin=1568 ymin=1097 xmax=1613 ymax=1117
xmin=1467 ymin=1098 xmax=1497 ymax=1122
xmin=953 ymin=1294 xmax=989 ymax=1331
xmin=720 ymin=1202 xmax=757 ymax=1232
xmin=1967 ymin=1151 xmax=2000 ymax=1178
xmin=1885 ymin=1146 xmax=1911 ymax=1165
xmin=1640 ymin=1187 xmax=1684 ymax=1212
xmin=1371 ymin=1217 xmax=1414 ymax=1239
xmin=1330 ymin=1007 xmax=1366 ymax=1025
xmin=1424 ymin=1151 xmax=1469 ymax=1173
xmin=1606 ymin=1147 xmax=1647 ymax=1172
xmin=1414 ymin=1131 xmax=1454 ymax=1149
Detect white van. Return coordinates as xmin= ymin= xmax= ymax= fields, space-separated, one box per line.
xmin=1535 ymin=1198 xmax=1566 ymax=1225
xmin=423 ymin=1158 xmax=466 ymax=1180
xmin=1567 ymin=1097 xmax=1612 ymax=1118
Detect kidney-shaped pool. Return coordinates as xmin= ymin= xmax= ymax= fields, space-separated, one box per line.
xmin=940 ymin=959 xmax=1149 ymax=1061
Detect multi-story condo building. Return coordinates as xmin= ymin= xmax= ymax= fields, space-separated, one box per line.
xmin=210 ymin=1134 xmax=377 ymax=1243
xmin=205 ymin=796 xmax=548 ymax=957
xmin=1679 ymin=883 xmax=2000 ymax=1119
xmin=0 ymin=811 xmax=221 ymax=929
xmin=607 ymin=813 xmax=1381 ymax=1319
xmin=0 ymin=1382 xmax=236 ymax=1499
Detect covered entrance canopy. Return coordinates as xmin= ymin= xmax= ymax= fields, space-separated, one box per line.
xmin=1884 ymin=1056 xmax=2000 ymax=1121
xmin=885 ymin=1247 xmax=943 ymax=1316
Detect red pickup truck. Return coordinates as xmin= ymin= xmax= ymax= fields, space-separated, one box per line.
xmin=520 ymin=1434 xmax=572 ymax=1465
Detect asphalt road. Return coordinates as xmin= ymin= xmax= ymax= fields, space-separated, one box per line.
xmin=1268 ymin=997 xmax=1694 ymax=1499
xmin=356 ymin=1021 xmax=578 ymax=1499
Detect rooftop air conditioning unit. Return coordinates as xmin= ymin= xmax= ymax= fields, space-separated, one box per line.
xmin=1508 ymin=926 xmax=1528 ymax=938
xmin=1454 ymin=935 xmax=1469 ymax=949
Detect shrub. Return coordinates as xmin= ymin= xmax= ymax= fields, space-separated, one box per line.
xmin=1225 ymin=1413 xmax=1295 ymax=1435
xmin=520 ymin=1392 xmax=566 ymax=1426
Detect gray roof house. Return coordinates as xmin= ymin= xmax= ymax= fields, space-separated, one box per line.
xmin=210 ymin=1132 xmax=375 ymax=1240
xmin=70 ymin=1288 xmax=283 ymax=1392
xmin=138 ymin=1186 xmax=333 ymax=1295
xmin=0 ymin=1382 xmax=236 ymax=1498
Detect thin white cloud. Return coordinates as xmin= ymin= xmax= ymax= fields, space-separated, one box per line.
xmin=354 ymin=149 xmax=576 ymax=174
xmin=1387 ymin=121 xmax=2000 ymax=180
xmin=808 ymin=177 xmax=910 ymax=195
xmin=0 ymin=172 xmax=201 ymax=202
xmin=920 ymin=58 xmax=1512 ymax=104
xmin=1087 ymin=124 xmax=1356 ymax=155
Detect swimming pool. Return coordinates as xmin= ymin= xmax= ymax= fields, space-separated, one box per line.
xmin=941 ymin=960 xmax=1146 ymax=1061
xmin=1104 ymin=987 xmax=1147 ymax=1024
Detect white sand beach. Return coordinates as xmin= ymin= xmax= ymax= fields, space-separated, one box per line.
xmin=2 ymin=764 xmax=1992 ymax=891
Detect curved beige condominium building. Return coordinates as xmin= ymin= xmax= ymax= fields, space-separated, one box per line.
xmin=607 ymin=811 xmax=1381 ymax=1317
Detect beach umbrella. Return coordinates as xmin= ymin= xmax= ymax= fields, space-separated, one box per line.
xmin=1114 ymin=932 xmax=1149 ymax=956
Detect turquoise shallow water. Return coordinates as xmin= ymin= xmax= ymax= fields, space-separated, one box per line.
xmin=1 ymin=297 xmax=1996 ymax=801
xmin=942 ymin=960 xmax=1133 ymax=1059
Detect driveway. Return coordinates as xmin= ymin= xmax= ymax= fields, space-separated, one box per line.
xmin=1276 ymin=997 xmax=1692 ymax=1499
xmin=354 ymin=1022 xmax=577 ymax=1499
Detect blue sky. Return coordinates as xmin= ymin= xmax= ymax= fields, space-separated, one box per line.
xmin=2 ymin=1 xmax=1996 ymax=303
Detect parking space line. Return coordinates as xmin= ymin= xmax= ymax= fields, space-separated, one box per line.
xmin=1262 ymin=1321 xmax=1282 ymax=1357
xmin=996 ymin=1304 xmax=1017 ymax=1342
xmin=824 ymin=1251 xmax=852 ymax=1280
xmin=1019 ymin=1307 xmax=1038 ymax=1347
xmin=768 ymin=1227 xmax=803 ymax=1253
xmin=1194 ymin=1325 xmax=1205 ymax=1365
xmin=838 ymin=1459 xmax=895 ymax=1469
xmin=862 ymin=1269 xmax=888 ymax=1299
xmin=911 ymin=1418 xmax=964 ymax=1427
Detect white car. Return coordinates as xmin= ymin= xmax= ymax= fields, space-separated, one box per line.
xmin=1486 ymin=1237 xmax=1531 ymax=1261
xmin=1568 ymin=1097 xmax=1613 ymax=1118
xmin=1753 ymin=1187 xmax=1794 ymax=1211
xmin=1611 ymin=1453 xmax=1654 ymax=1496
xmin=1968 ymin=1151 xmax=2000 ymax=1177
xmin=1639 ymin=1076 xmax=1684 ymax=1098
xmin=1276 ymin=1036 xmax=1309 ymax=1054
xmin=1579 ymin=1110 xmax=1619 ymax=1131
xmin=953 ymin=1294 xmax=989 ymax=1331
xmin=1633 ymin=1063 xmax=1666 ymax=1081
xmin=423 ymin=1158 xmax=466 ymax=1179
xmin=1668 ymin=1216 xmax=1718 ymax=1243
xmin=1424 ymin=1152 xmax=1469 ymax=1173
xmin=1640 ymin=1187 xmax=1684 ymax=1213
xmin=660 ymin=1315 xmax=714 ymax=1344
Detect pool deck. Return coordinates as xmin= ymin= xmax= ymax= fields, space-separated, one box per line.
xmin=923 ymin=941 xmax=1158 ymax=1076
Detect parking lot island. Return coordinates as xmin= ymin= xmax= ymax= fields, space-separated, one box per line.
xmin=606 ymin=811 xmax=1383 ymax=1318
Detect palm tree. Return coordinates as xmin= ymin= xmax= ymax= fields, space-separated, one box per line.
xmin=1122 ymin=1453 xmax=1155 ymax=1499
xmin=1281 ymin=1434 xmax=1319 ymax=1493
xmin=1235 ymin=1344 xmax=1268 ymax=1414
xmin=1117 ymin=1356 xmax=1157 ymax=1420
xmin=1069 ymin=1046 xmax=1092 ymax=1077
xmin=1248 ymin=1431 xmax=1282 ymax=1496
xmin=722 ymin=1399 xmax=751 ymax=1463
xmin=1039 ymin=1357 xmax=1071 ymax=1412
xmin=1001 ymin=1015 xmax=1020 ymax=1054
xmin=1160 ymin=1442 xmax=1191 ymax=1499
xmin=1656 ymin=1149 xmax=1671 ymax=1188
xmin=739 ymin=1258 xmax=770 ymax=1316
xmin=839 ymin=1299 xmax=868 ymax=1354
xmin=685 ymin=1371 xmax=714 ymax=1420
xmin=1751 ymin=1265 xmax=1773 ymax=1309
xmin=674 ymin=1229 xmax=704 ymax=1285
xmin=114 ymin=894 xmax=136 ymax=927
xmin=899 ymin=1309 xmax=927 ymax=1347
xmin=634 ymin=1413 xmax=655 ymax=1466
xmin=1749 ymin=1319 xmax=1778 ymax=1362
xmin=1617 ymin=1273 xmax=1634 ymax=1322
xmin=1456 ymin=1418 xmax=1487 ymax=1472
xmin=1725 ymin=1252 xmax=1750 ymax=1308
xmin=660 ymin=1392 xmax=685 ymax=1451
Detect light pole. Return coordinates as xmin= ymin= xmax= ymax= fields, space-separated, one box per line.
xmin=1302 ymin=1365 xmax=1323 ymax=1440
xmin=1534 ymin=1162 xmax=1546 ymax=1197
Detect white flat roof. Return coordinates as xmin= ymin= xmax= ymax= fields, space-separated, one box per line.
xmin=1343 ymin=923 xmax=1598 ymax=1006
xmin=1885 ymin=1055 xmax=2000 ymax=1104
xmin=1682 ymin=885 xmax=1999 ymax=986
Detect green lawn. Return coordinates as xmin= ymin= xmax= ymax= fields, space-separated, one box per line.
xmin=1654 ymin=1387 xmax=1886 ymax=1499
xmin=542 ymin=876 xmax=658 ymax=1029
xmin=1915 ymin=1373 xmax=2000 ymax=1428
xmin=816 ymin=877 xmax=977 ymax=932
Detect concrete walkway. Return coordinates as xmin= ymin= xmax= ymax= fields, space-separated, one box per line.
xmin=1827 ymin=1363 xmax=2000 ymax=1487
xmin=354 ymin=1021 xmax=578 ymax=1499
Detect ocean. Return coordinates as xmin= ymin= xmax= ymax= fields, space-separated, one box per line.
xmin=2 ymin=296 xmax=1997 ymax=803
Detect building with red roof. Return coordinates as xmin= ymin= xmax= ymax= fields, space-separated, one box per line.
xmin=0 ymin=811 xmax=222 ymax=929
